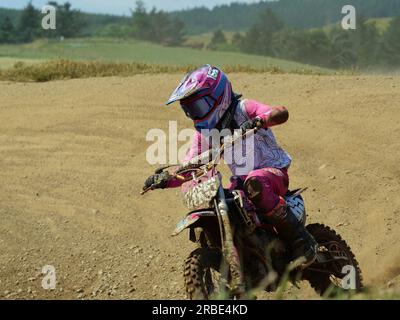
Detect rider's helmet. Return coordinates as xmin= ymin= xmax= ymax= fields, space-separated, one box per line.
xmin=166 ymin=65 xmax=233 ymax=132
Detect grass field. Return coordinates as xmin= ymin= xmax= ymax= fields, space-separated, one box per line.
xmin=185 ymin=17 xmax=392 ymax=49
xmin=0 ymin=38 xmax=331 ymax=73
xmin=0 ymin=57 xmax=45 ymax=69
xmin=184 ymin=31 xmax=239 ymax=48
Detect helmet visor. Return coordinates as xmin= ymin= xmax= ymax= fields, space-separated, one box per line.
xmin=181 ymin=96 xmax=216 ymax=120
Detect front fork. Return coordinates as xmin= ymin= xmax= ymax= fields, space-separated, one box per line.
xmin=215 ymin=184 xmax=246 ymax=296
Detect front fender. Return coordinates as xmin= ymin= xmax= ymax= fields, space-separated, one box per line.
xmin=171 ymin=211 xmax=216 ymax=236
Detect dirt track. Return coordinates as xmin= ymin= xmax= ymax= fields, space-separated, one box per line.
xmin=0 ymin=73 xmax=400 ymax=299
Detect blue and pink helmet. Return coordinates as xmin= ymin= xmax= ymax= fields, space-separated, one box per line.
xmin=166 ymin=65 xmax=233 ymax=132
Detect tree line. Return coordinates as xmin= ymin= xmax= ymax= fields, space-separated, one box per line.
xmin=172 ymin=0 xmax=400 ymax=34
xmin=1 ymin=1 xmax=400 ymax=69
xmin=0 ymin=2 xmax=86 ymax=43
xmin=129 ymin=1 xmax=184 ymax=46
xmin=207 ymin=9 xmax=400 ymax=69
xmin=0 ymin=1 xmax=185 ymax=46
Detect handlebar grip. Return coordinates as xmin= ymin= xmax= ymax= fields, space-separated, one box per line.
xmin=140 ymin=187 xmax=151 ymax=195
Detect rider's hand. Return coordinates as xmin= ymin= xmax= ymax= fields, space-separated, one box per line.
xmin=143 ymin=172 xmax=169 ymax=191
xmin=240 ymin=117 xmax=264 ymax=133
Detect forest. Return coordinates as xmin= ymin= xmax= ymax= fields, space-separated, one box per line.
xmin=172 ymin=0 xmax=400 ymax=34
xmin=207 ymin=10 xmax=400 ymax=69
xmin=1 ymin=0 xmax=400 ymax=69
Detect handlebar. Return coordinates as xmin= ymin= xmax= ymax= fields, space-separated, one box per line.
xmin=140 ymin=128 xmax=258 ymax=195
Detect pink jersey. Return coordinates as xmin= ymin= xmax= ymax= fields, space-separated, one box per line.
xmin=167 ymin=99 xmax=292 ymax=188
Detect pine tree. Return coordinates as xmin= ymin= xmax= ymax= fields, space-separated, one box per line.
xmin=381 ymin=16 xmax=400 ymax=66
xmin=328 ymin=27 xmax=357 ymax=69
xmin=59 ymin=2 xmax=85 ymax=38
xmin=208 ymin=30 xmax=227 ymax=50
xmin=351 ymin=15 xmax=380 ymax=67
xmin=271 ymin=29 xmax=298 ymax=60
xmin=304 ymin=30 xmax=332 ymax=66
xmin=18 ymin=1 xmax=40 ymax=43
xmin=44 ymin=2 xmax=85 ymax=39
xmin=131 ymin=1 xmax=151 ymax=40
xmin=231 ymin=32 xmax=243 ymax=51
xmin=242 ymin=9 xmax=283 ymax=55
xmin=164 ymin=18 xmax=185 ymax=46
xmin=131 ymin=1 xmax=185 ymax=46
xmin=0 ymin=16 xmax=15 ymax=43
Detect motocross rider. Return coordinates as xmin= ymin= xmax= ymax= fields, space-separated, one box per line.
xmin=143 ymin=65 xmax=317 ymax=267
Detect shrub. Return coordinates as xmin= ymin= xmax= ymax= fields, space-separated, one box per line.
xmin=0 ymin=59 xmax=330 ymax=82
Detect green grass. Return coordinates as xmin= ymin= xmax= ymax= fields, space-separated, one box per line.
xmin=0 ymin=57 xmax=45 ymax=70
xmin=0 ymin=38 xmax=332 ymax=74
xmin=184 ymin=31 xmax=240 ymax=47
xmin=320 ymin=17 xmax=393 ymax=34
xmin=0 ymin=59 xmax=333 ymax=82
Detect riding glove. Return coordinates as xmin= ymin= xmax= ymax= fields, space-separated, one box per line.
xmin=143 ymin=172 xmax=170 ymax=191
xmin=240 ymin=117 xmax=264 ymax=133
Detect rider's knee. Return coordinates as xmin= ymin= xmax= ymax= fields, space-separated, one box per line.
xmin=243 ymin=176 xmax=264 ymax=205
xmin=244 ymin=174 xmax=281 ymax=213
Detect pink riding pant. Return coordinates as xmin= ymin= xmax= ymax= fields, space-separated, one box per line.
xmin=243 ymin=167 xmax=289 ymax=213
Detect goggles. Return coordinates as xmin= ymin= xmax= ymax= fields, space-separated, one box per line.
xmin=180 ymin=96 xmax=219 ymax=121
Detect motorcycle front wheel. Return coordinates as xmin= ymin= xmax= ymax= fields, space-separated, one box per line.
xmin=184 ymin=247 xmax=233 ymax=300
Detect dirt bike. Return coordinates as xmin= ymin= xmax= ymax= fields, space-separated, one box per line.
xmin=141 ymin=129 xmax=363 ymax=300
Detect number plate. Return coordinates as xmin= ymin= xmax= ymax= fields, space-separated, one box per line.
xmin=183 ymin=176 xmax=220 ymax=210
xmin=285 ymin=194 xmax=306 ymax=224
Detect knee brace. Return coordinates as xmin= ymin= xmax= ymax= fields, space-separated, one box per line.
xmin=244 ymin=176 xmax=264 ymax=205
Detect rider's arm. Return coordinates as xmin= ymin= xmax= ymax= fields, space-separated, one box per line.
xmin=243 ymin=99 xmax=289 ymax=129
xmin=165 ymin=131 xmax=209 ymax=188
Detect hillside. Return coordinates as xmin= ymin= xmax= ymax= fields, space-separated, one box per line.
xmin=2 ymin=0 xmax=400 ymax=36
xmin=172 ymin=0 xmax=400 ymax=34
xmin=0 ymin=7 xmax=130 ymax=37
xmin=367 ymin=17 xmax=393 ymax=33
xmin=0 ymin=7 xmax=20 ymax=23
xmin=184 ymin=15 xmax=393 ymax=53
xmin=0 ymin=38 xmax=331 ymax=73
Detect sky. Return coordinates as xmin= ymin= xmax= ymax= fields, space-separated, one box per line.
xmin=0 ymin=0 xmax=263 ymax=15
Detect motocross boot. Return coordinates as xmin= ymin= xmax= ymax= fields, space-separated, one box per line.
xmin=266 ymin=197 xmax=318 ymax=268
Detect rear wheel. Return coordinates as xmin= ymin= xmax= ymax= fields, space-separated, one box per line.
xmin=303 ymin=223 xmax=363 ymax=297
xmin=184 ymin=248 xmax=229 ymax=300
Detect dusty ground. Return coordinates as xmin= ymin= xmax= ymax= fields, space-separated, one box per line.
xmin=0 ymin=73 xmax=399 ymax=300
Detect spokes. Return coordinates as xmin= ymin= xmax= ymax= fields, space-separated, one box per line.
xmin=304 ymin=224 xmax=363 ymax=296
xmin=314 ymin=240 xmax=354 ymax=287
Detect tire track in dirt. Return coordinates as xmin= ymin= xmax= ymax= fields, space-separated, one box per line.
xmin=0 ymin=74 xmax=399 ymax=299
